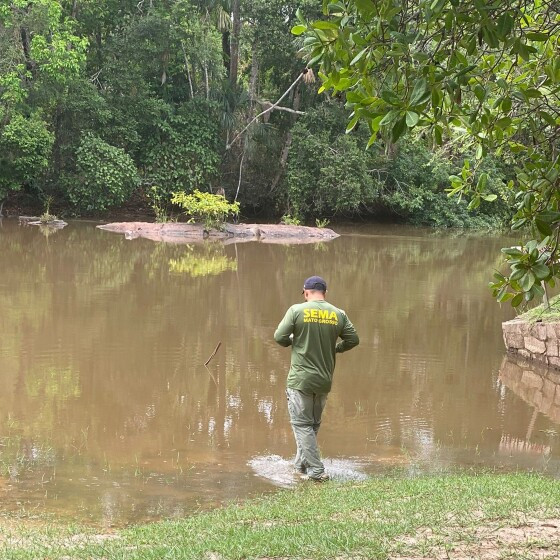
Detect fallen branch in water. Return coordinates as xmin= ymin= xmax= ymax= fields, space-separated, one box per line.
xmin=203 ymin=365 xmax=218 ymax=387
xmin=204 ymin=341 xmax=222 ymax=366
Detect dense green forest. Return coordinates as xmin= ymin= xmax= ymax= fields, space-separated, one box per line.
xmin=0 ymin=0 xmax=512 ymax=226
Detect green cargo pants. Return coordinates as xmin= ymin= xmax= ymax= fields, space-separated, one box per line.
xmin=286 ymin=388 xmax=328 ymax=479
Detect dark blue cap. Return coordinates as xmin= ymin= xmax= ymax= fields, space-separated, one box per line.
xmin=303 ymin=276 xmax=327 ymax=292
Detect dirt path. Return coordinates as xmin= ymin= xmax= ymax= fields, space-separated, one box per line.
xmin=395 ymin=517 xmax=560 ymax=559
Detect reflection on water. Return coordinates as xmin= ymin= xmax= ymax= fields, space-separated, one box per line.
xmin=1 ymin=220 xmax=560 ymax=526
xmin=169 ymin=243 xmax=238 ymax=277
xmin=500 ymin=355 xmax=560 ymax=425
xmin=498 ymin=354 xmax=560 ymax=460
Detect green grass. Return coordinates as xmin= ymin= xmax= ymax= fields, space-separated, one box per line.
xmin=520 ymin=294 xmax=560 ymax=322
xmin=2 ymin=473 xmax=560 ymax=559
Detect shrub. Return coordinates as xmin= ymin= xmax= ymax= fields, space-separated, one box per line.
xmin=381 ymin=140 xmax=511 ymax=228
xmin=147 ymin=186 xmax=175 ymax=223
xmin=171 ymin=190 xmax=240 ymax=230
xmin=66 ymin=134 xmax=139 ymax=213
xmin=0 ymin=113 xmax=54 ymax=200
xmin=284 ymin=102 xmax=511 ymax=228
xmin=280 ymin=214 xmax=302 ymax=226
xmin=285 ymin=104 xmax=381 ymax=219
xmin=144 ymin=101 xmax=220 ymax=199
xmin=39 ymin=196 xmax=57 ymax=223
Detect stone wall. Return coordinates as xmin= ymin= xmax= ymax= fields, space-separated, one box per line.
xmin=502 ymin=318 xmax=560 ymax=368
xmin=499 ymin=355 xmax=560 ymax=424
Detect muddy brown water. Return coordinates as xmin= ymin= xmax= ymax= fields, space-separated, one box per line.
xmin=1 ymin=219 xmax=559 ymax=526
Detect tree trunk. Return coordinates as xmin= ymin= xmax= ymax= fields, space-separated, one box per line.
xmin=95 ymin=29 xmax=103 ymax=69
xmin=249 ymin=43 xmax=259 ymax=114
xmin=229 ymin=0 xmax=241 ymax=85
xmin=235 ymin=45 xmax=257 ymax=202
xmin=234 ymin=149 xmax=245 ymax=203
xmin=204 ymin=65 xmax=210 ymax=100
xmin=187 ymin=67 xmax=194 ymax=99
xmin=269 ymin=133 xmax=293 ymax=193
xmin=269 ymin=83 xmax=301 ymax=192
xmin=52 ymin=103 xmax=63 ymax=177
xmin=222 ymin=31 xmax=230 ymax=77
xmin=181 ymin=42 xmax=194 ymax=98
xmin=20 ymin=27 xmax=36 ymax=77
xmin=190 ymin=61 xmax=197 ymax=93
xmin=386 ymin=140 xmax=397 ymax=159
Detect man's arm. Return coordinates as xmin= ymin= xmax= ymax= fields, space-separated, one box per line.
xmin=336 ymin=314 xmax=359 ymax=353
xmin=274 ymin=307 xmax=294 ymax=347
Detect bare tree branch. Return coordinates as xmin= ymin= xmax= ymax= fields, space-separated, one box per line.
xmin=226 ymin=71 xmax=305 ymax=150
xmin=255 ymin=100 xmax=305 ymax=115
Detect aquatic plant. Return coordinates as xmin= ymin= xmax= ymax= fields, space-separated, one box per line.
xmin=0 ymin=431 xmax=55 ymax=479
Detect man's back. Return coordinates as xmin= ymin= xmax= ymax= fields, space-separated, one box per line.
xmin=274 ymin=299 xmax=359 ymax=394
xmin=274 ymin=276 xmax=359 ymax=481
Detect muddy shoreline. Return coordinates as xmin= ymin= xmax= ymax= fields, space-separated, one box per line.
xmin=97 ymin=222 xmax=340 ymax=244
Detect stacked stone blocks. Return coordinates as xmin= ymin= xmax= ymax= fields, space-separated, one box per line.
xmin=502 ymin=318 xmax=560 ymax=369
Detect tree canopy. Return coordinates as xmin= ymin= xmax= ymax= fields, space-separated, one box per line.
xmin=0 ymin=1 xmax=516 ymax=235
xmin=294 ymin=0 xmax=560 ymax=307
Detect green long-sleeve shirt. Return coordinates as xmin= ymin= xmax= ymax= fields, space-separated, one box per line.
xmin=274 ymin=300 xmax=359 ymax=394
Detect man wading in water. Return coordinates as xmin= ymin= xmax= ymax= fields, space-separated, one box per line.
xmin=274 ymin=276 xmax=359 ymax=482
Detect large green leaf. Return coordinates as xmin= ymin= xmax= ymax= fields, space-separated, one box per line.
xmin=532 ymin=263 xmax=550 ymax=281
xmin=527 ymin=32 xmax=549 ymax=41
xmin=409 ymin=78 xmax=429 ymax=106
xmin=312 ymin=20 xmax=340 ymax=30
xmin=355 ymin=0 xmax=375 ymax=14
xmin=535 ymin=217 xmax=553 ymax=236
xmin=350 ymin=48 xmax=368 ymax=65
xmin=391 ymin=115 xmax=407 ymax=143
xmin=502 ymin=247 xmax=523 ymax=257
xmin=520 ymin=271 xmax=536 ymax=292
xmin=496 ymin=13 xmax=513 ymax=39
xmin=379 ymin=110 xmax=400 ymax=126
xmin=405 ymin=111 xmax=419 ymax=127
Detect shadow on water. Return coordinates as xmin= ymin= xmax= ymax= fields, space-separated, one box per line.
xmin=1 ymin=220 xmax=559 ymax=525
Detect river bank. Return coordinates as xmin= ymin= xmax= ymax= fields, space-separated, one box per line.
xmin=2 ymin=473 xmax=560 ymax=559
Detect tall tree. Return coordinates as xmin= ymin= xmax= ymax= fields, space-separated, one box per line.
xmin=0 ymin=0 xmax=87 ymax=207
xmin=229 ymin=0 xmax=240 ymax=85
